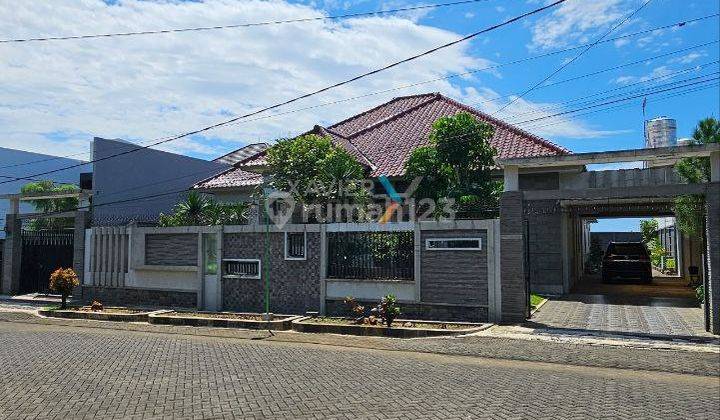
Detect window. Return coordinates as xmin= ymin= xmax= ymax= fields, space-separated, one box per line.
xmin=223 ymin=259 xmax=261 ymax=279
xmin=202 ymin=233 xmax=218 ymax=275
xmin=425 ymin=238 xmax=482 ymax=251
xmin=285 ymin=232 xmax=306 ymax=260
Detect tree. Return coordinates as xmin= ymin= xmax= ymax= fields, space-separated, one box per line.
xmin=265 ymin=134 xmax=368 ymax=206
xmin=639 ymin=219 xmax=659 ymax=244
xmin=20 ymin=180 xmax=79 ymax=230
xmin=405 ymin=112 xmax=500 ymax=216
xmin=49 ymin=268 xmax=79 ymax=309
xmin=673 ymin=117 xmax=719 ymax=236
xmin=158 ymin=191 xmax=249 ymax=227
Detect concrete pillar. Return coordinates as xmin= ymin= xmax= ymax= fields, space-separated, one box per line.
xmin=71 ymin=211 xmax=90 ymax=301
xmin=499 ymin=191 xmax=527 ymax=322
xmin=705 ymin=182 xmax=720 ymax=334
xmin=711 ymin=151 xmax=720 ymax=183
xmin=503 ymin=165 xmax=519 ymax=192
xmin=2 ymin=214 xmax=22 ymax=295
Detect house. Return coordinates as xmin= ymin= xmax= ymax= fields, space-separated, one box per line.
xmin=0 ymin=146 xmax=86 ymax=238
xmin=90 ymin=137 xmax=229 ymax=225
xmin=193 ymin=92 xmax=570 ymax=202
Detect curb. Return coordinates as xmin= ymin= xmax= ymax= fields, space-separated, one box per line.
xmin=38 ymin=308 xmax=160 ymax=323
xmin=148 ymin=311 xmax=302 ymax=330
xmin=291 ymin=317 xmax=489 ymax=338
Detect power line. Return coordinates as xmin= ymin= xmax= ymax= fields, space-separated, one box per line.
xmin=510 ymin=76 xmax=719 ymax=127
xmin=1 ymin=13 xmax=713 ymax=173
xmin=500 ymin=64 xmax=719 ymax=121
xmin=0 ymin=0 xmax=489 ymax=44
xmin=492 ymin=0 xmax=653 ymax=116
xmin=466 ymin=40 xmax=719 ymax=111
xmin=520 ymin=82 xmax=718 ymax=131
xmin=0 ymin=0 xmax=567 ymax=186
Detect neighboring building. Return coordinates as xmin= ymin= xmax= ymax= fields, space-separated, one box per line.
xmin=194 ymin=93 xmax=570 ymax=200
xmin=90 ymin=137 xmax=229 ymax=225
xmin=0 ymin=146 xmax=86 ymax=237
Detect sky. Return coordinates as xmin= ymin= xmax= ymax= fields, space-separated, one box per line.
xmin=1 ymin=0 xmax=717 ymax=158
xmin=0 ymin=0 xmax=718 ymax=233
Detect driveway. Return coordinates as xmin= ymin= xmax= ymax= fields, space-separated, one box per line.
xmin=0 ymin=318 xmax=718 ymax=419
xmin=530 ymin=294 xmax=711 ymax=339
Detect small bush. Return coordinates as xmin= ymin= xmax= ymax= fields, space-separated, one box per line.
xmin=371 ymin=294 xmax=401 ymax=328
xmin=696 ymin=285 xmax=705 ymax=304
xmin=49 ymin=268 xmax=79 ymax=309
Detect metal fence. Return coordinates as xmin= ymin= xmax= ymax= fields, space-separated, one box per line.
xmin=327 ymin=231 xmax=414 ymax=280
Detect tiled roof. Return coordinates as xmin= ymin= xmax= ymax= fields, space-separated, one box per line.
xmin=328 ymin=93 xmax=571 ymax=177
xmin=213 ymin=143 xmax=268 ymax=165
xmin=194 ymin=165 xmax=263 ymax=189
xmin=196 ymin=92 xmax=571 ymax=188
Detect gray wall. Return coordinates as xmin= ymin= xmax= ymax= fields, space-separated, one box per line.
xmin=222 ymin=232 xmax=321 ymax=314
xmin=590 ymin=232 xmax=642 ymax=254
xmin=145 ymin=234 xmax=198 ymax=266
xmin=91 ymin=137 xmax=228 ymax=225
xmin=420 ymin=229 xmax=488 ymax=306
xmin=525 ymin=200 xmax=564 ymax=294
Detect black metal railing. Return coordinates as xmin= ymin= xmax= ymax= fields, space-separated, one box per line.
xmin=327 ymin=231 xmax=413 ymax=280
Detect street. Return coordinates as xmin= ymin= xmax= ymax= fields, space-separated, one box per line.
xmin=0 ymin=317 xmax=718 ymax=419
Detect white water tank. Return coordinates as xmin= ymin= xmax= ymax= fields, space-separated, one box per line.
xmin=677 ymin=137 xmax=693 ymax=146
xmin=645 ymin=117 xmax=677 ymax=148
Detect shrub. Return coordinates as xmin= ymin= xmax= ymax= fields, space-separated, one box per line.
xmin=49 ymin=268 xmax=79 ymax=309
xmin=371 ymin=294 xmax=401 ymax=328
xmin=696 ymin=285 xmax=705 ymax=304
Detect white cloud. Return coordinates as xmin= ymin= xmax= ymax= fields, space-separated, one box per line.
xmin=613 ymin=65 xmax=673 ymax=85
xmin=459 ymin=86 xmax=628 ymax=139
xmin=669 ymin=52 xmax=706 ymax=64
xmin=0 ymin=0 xmax=491 ymax=159
xmin=529 ymin=0 xmax=629 ymax=49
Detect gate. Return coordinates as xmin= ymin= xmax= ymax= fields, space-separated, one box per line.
xmin=20 ymin=231 xmax=74 ymax=294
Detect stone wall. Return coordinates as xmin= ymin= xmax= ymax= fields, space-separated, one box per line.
xmin=325 ymin=298 xmax=488 ymax=322
xmin=81 ymin=285 xmax=197 ymax=308
xmin=524 ymin=200 xmax=564 ymax=294
xmin=145 ymin=234 xmax=197 ymax=266
xmin=500 ymin=192 xmax=527 ymax=322
xmin=222 ymin=232 xmax=320 ymax=314
xmin=420 ymin=229 xmax=488 ymax=306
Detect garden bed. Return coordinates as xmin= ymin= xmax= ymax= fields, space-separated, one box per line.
xmin=38 ymin=306 xmax=156 ymax=322
xmin=148 ymin=311 xmax=301 ymax=330
xmin=292 ymin=317 xmax=489 ymax=338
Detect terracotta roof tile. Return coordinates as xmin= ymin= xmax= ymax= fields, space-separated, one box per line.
xmin=194 ymin=166 xmax=263 ymax=189
xmin=197 ymin=93 xmax=571 ymax=188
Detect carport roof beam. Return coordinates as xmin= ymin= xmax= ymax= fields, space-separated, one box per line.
xmin=498 ymin=143 xmax=720 ymax=168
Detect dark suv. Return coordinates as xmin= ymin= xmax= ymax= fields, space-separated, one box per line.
xmin=601 ymin=242 xmax=652 ymax=283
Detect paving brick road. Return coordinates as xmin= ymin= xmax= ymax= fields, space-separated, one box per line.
xmin=0 ymin=318 xmax=718 ymax=419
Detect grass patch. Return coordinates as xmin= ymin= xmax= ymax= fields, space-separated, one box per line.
xmin=530 ymin=293 xmax=546 ymax=310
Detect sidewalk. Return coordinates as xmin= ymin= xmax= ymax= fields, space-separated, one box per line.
xmin=1 ymin=309 xmax=717 ymax=377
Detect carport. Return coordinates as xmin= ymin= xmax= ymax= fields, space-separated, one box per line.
xmin=498 ymin=143 xmax=720 ymax=336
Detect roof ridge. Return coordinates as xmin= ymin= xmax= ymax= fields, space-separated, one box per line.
xmin=345 ymin=94 xmax=441 ymax=140
xmin=213 ymin=142 xmax=269 ymax=161
xmin=312 ymin=125 xmax=377 ymax=170
xmin=327 ymin=93 xmax=437 ymax=133
xmin=435 ymin=94 xmax=571 ymax=155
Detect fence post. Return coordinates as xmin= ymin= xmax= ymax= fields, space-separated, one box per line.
xmin=1 ymin=212 xmax=22 ymax=295
xmin=319 ymin=224 xmax=327 ymax=315
xmin=413 ymin=223 xmax=421 ymax=302
xmin=72 ymin=210 xmax=90 ymax=300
